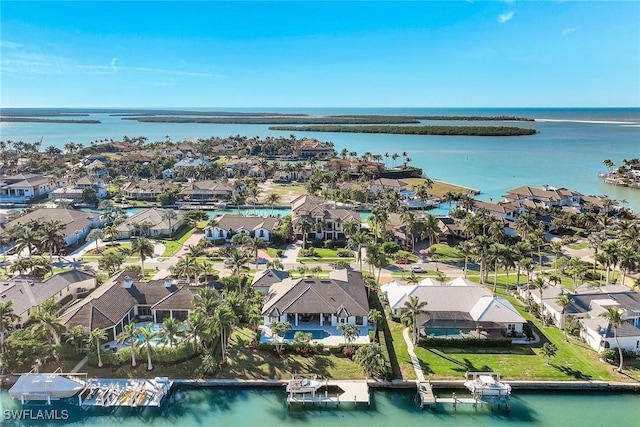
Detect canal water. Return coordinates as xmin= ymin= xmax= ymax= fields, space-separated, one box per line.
xmin=1 ymin=388 xmax=639 ymax=426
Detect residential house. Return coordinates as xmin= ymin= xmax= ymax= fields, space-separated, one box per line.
xmin=0 ymin=173 xmax=64 ymax=204
xmin=294 ymin=139 xmax=335 ymax=159
xmin=58 ymin=272 xmax=203 ymax=342
xmin=291 ymin=194 xmax=360 ymax=241
xmin=2 ymin=270 xmax=97 ymax=327
xmin=5 ymin=208 xmax=101 ymax=246
xmin=121 ymin=180 xmax=180 ymax=200
xmin=178 ymin=180 xmax=234 ymax=203
xmin=115 ymin=207 xmax=184 ymax=239
xmin=85 ymin=159 xmax=108 ymax=178
xmin=262 ymin=269 xmax=369 ymax=330
xmin=251 ymin=268 xmax=289 ymax=294
xmin=204 ymin=214 xmax=280 ymax=242
xmin=383 ymin=278 xmax=527 ymax=338
xmin=49 ymin=177 xmax=108 ymax=202
xmin=523 ymin=283 xmax=640 ymax=352
xmin=273 ymin=164 xmax=314 ymax=182
xmin=503 ymin=185 xmax=583 ymax=209
xmin=173 ymin=157 xmax=211 ymax=169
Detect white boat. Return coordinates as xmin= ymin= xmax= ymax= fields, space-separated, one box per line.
xmin=464 ymin=374 xmax=511 ymax=396
xmin=9 ymin=373 xmax=86 ymax=402
xmin=286 ymin=378 xmax=322 ymax=394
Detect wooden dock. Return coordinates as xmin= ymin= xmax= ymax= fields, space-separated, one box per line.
xmin=286 ymin=380 xmax=370 ymax=407
xmin=418 ymin=376 xmax=511 ymax=412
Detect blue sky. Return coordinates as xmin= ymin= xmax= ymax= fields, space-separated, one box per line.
xmin=1 ymin=1 xmax=639 ymax=108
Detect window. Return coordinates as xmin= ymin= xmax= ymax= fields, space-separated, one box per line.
xmin=138 ymin=306 xmax=151 ymax=316
xmin=507 ymin=324 xmax=515 ymax=331
xmin=259 ymin=230 xmax=264 ymax=237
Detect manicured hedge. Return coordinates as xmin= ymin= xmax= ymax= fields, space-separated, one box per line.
xmin=419 ymin=338 xmax=513 ymax=348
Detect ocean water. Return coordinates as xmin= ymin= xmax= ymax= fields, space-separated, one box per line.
xmin=1 ymin=108 xmax=639 ymax=210
xmin=1 ymin=388 xmax=639 ymax=427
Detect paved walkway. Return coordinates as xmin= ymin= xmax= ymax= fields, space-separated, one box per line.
xmin=70 ymin=356 xmax=88 ymax=373
xmin=402 ymin=327 xmax=425 ymax=382
xmin=282 ymin=242 xmax=301 ymax=267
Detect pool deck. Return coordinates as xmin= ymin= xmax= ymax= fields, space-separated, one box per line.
xmin=260 ymin=324 xmax=371 ymax=346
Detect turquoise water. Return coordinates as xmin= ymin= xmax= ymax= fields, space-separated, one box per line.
xmin=1 ymin=388 xmax=639 ymax=426
xmin=1 ymin=108 xmax=639 ymax=210
xmin=426 ymin=329 xmax=466 ymax=339
xmin=283 ymin=329 xmax=330 ymax=340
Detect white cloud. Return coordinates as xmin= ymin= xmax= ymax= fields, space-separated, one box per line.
xmin=0 ymin=41 xmax=21 ymax=49
xmin=562 ymin=27 xmax=577 ymax=36
xmin=1 ymin=51 xmax=213 ymax=77
xmin=498 ymin=12 xmax=514 ymax=24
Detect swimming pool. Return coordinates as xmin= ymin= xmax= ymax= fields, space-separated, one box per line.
xmin=426 ymin=329 xmax=467 ymax=339
xmin=284 ymin=329 xmax=330 ymax=340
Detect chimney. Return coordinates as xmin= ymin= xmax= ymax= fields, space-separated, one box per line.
xmin=164 ymin=278 xmax=173 ymax=288
xmin=124 ymin=276 xmax=133 ymax=289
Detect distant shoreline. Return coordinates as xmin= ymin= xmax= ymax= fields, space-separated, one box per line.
xmin=268 ymin=124 xmax=538 ymax=136
xmin=0 ymin=117 xmax=101 ymax=124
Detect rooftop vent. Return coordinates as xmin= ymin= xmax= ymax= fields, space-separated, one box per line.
xmin=164 ymin=278 xmax=173 ymax=288
xmin=124 ymin=276 xmax=133 ymax=289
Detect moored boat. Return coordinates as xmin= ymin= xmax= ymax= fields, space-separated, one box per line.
xmin=463 ymin=373 xmax=511 ymax=397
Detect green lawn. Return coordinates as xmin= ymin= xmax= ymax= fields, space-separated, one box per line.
xmin=568 ymin=241 xmax=589 ymax=250
xmin=408 ymin=302 xmax=635 ymax=381
xmin=388 ymin=320 xmax=417 ymax=380
xmin=219 ymin=328 xmax=364 ymax=380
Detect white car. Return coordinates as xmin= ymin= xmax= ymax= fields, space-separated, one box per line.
xmin=410 ymin=265 xmax=424 ymax=273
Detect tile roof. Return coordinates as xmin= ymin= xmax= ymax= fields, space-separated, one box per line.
xmin=262 ymin=269 xmax=368 ymax=317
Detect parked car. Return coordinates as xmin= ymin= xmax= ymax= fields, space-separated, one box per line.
xmin=410 ymin=265 xmax=424 ymax=273
xmin=224 ymin=257 xmax=234 ymax=265
xmin=395 ymin=258 xmax=409 ymax=264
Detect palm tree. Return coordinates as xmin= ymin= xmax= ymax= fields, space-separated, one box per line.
xmin=403 ymin=296 xmax=428 ymax=344
xmin=265 ymin=193 xmax=281 ymax=215
xmin=556 ymin=294 xmax=575 ymax=342
xmin=229 ymin=248 xmax=249 ymax=276
xmin=601 ymin=240 xmax=620 ymax=286
xmin=0 ymin=300 xmax=18 ymax=354
xmin=420 ymin=214 xmax=440 ymax=248
xmin=65 ymin=325 xmax=89 ymax=355
xmin=87 ymin=228 xmax=104 ymax=252
xmin=161 ymin=317 xmax=182 ymax=347
xmin=618 ymin=246 xmax=639 ymax=286
xmin=171 ymin=256 xmax=200 ymax=284
xmin=370 ymin=207 xmax=389 ymax=243
xmin=211 ymin=302 xmax=238 ymax=364
xmin=38 ymin=219 xmax=66 ymax=263
xmin=515 ymin=212 xmax=539 ymax=239
xmin=14 ymin=227 xmax=40 ymax=256
xmin=270 ymin=321 xmax=291 ymax=356
xmin=131 ymin=237 xmax=155 ymax=272
xmin=368 ymin=309 xmax=382 ymax=340
xmin=138 ymin=323 xmax=159 ymax=370
xmin=116 ymin=323 xmax=139 ymax=367
xmin=541 ymin=342 xmax=558 ymax=365
xmin=337 ymin=323 xmax=360 ymax=353
xmin=348 ymin=231 xmax=369 ymax=271
xmin=342 ymin=219 xmax=361 ymax=239
xmin=533 ymin=277 xmax=546 ymax=319
xmin=185 ymin=312 xmax=206 ymax=352
xmin=298 ymin=217 xmax=313 ymax=249
xmin=244 ymin=237 xmax=267 ymax=270
xmin=87 ymin=328 xmax=107 ymax=368
xmin=457 ymin=241 xmax=474 ymax=279
xmin=471 ymin=235 xmax=491 ymax=284
xmin=162 ymin=209 xmax=179 ymax=238
xmin=599 ymin=306 xmax=626 ymax=372
xmin=602 ymin=159 xmax=614 ymax=174
xmin=30 ymin=300 xmax=64 ymax=346
xmin=527 ymin=229 xmax=547 ymax=267
xmin=353 ymin=344 xmax=385 ymax=379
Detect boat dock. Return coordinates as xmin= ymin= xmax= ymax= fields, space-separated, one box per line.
xmin=418 ymin=372 xmax=511 ymax=412
xmin=79 ymin=377 xmax=172 ymax=408
xmin=286 ymin=379 xmax=370 ymax=407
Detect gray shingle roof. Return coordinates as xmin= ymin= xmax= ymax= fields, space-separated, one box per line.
xmin=262 ymin=269 xmax=368 ymax=317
